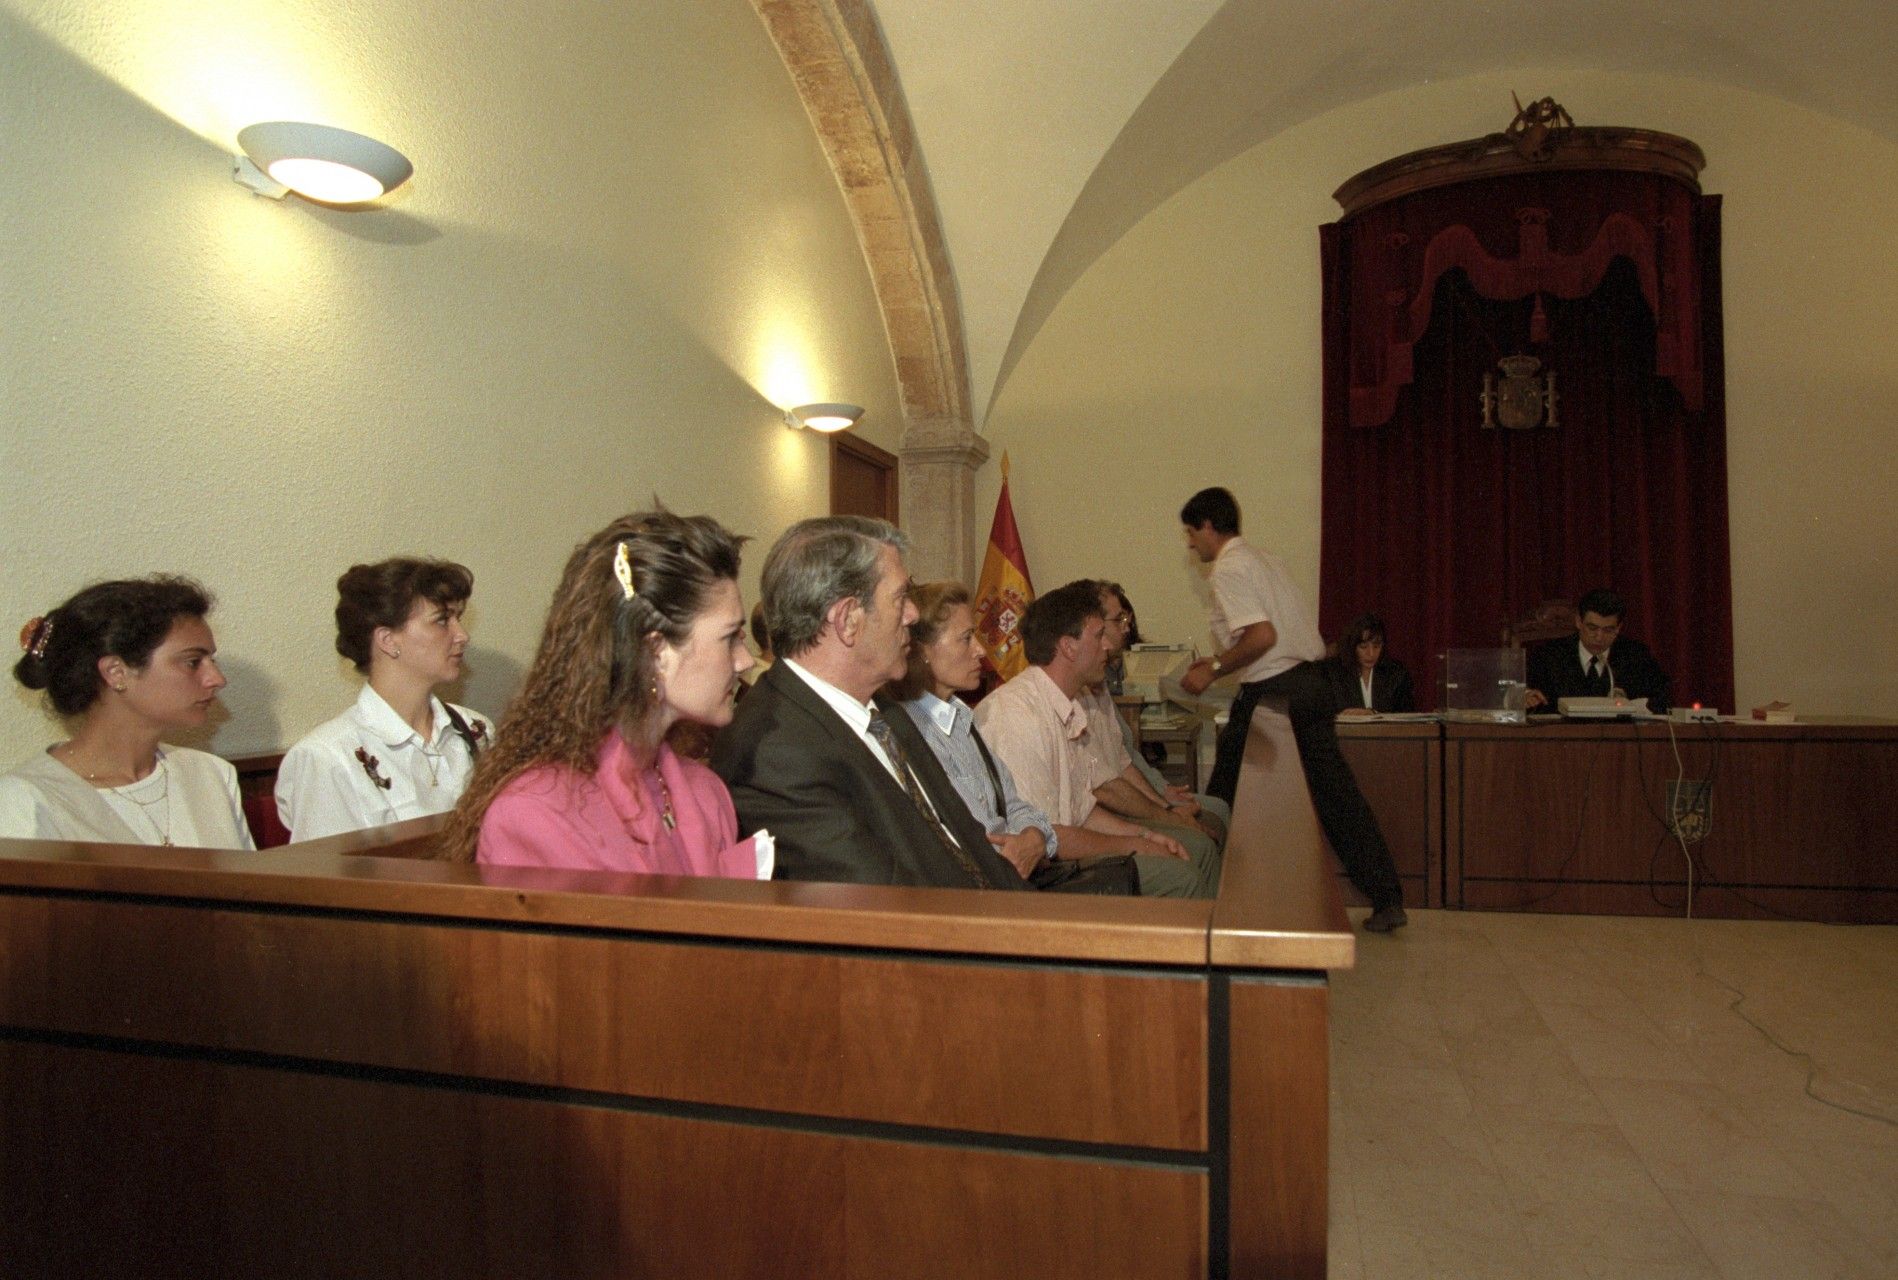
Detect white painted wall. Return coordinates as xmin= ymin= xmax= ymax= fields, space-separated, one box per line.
xmin=1 ymin=0 xmax=903 ymax=757
xmin=980 ymin=71 xmax=1898 ymax=717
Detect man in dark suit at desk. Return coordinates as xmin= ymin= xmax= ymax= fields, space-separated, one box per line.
xmin=1525 ymin=588 xmax=1671 ymax=714
xmin=711 ymin=516 xmax=1028 ymax=889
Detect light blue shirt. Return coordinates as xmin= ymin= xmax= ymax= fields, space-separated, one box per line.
xmin=901 ymin=693 xmax=1058 ymax=858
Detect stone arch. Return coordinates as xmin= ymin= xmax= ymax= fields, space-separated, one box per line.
xmin=750 ymin=0 xmax=988 ymax=580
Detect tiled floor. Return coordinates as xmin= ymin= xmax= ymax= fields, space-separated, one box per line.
xmin=1328 ymin=909 xmax=1898 ymax=1279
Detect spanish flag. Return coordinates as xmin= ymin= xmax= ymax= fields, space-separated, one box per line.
xmin=973 ymin=453 xmax=1035 ymax=681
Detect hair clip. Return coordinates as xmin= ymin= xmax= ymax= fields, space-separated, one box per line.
xmin=18 ymin=616 xmax=53 ymax=659
xmin=614 ymin=541 xmax=639 ymax=601
xmin=354 ymin=747 xmax=393 ymax=790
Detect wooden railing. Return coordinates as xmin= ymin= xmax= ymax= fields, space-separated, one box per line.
xmin=0 ymin=705 xmax=1350 ymax=1279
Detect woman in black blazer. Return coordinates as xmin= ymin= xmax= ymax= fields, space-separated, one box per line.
xmin=1326 ymin=614 xmax=1415 ymax=716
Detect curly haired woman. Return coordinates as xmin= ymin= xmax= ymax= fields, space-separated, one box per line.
xmin=438 ymin=511 xmax=770 ymax=879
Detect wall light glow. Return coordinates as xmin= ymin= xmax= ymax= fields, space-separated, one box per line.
xmin=268 ymin=157 xmax=382 ymax=202
xmin=9 ymin=1 xmax=390 ymax=158
xmin=750 ymin=327 xmax=821 ymax=412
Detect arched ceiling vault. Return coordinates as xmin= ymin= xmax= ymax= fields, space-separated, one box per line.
xmin=859 ymin=0 xmax=1898 ymax=425
xmin=750 ymin=0 xmax=972 ymax=430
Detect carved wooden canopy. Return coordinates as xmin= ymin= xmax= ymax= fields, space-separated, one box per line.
xmin=1333 ymin=123 xmax=1706 ymax=218
xmin=1326 ymin=113 xmax=1711 ymax=430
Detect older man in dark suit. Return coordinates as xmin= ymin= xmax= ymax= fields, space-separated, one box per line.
xmin=710 ymin=516 xmax=1028 ymax=889
xmin=1525 ymin=588 xmax=1671 ymax=714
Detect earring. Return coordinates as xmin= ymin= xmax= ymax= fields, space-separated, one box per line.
xmin=393 ymin=647 xmax=403 ymax=658
xmin=113 ymin=683 xmax=127 ymax=693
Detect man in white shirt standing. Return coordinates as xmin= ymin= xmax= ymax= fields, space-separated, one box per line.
xmin=1176 ymin=487 xmax=1407 ymax=932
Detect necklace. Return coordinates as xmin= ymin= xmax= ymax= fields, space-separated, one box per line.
xmin=114 ymin=756 xmax=174 ymax=846
xmin=56 ymin=743 xmax=157 ymax=788
xmin=651 ymin=767 xmax=677 ymax=831
xmin=420 ymin=747 xmax=444 ymax=789
xmin=55 ymin=744 xmax=174 ymax=846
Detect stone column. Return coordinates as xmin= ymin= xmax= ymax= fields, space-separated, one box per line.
xmin=899 ymin=417 xmax=990 ymax=584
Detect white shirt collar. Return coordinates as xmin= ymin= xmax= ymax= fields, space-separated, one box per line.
xmin=352 ymin=683 xmax=451 ymax=750
xmin=910 ymin=690 xmax=969 ymax=738
xmin=1578 ymin=639 xmax=1606 ymax=672
xmin=782 ymin=657 xmax=876 ymax=734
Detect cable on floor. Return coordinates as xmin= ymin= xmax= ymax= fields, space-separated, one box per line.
xmin=1694 ymin=962 xmax=1897 ymax=1129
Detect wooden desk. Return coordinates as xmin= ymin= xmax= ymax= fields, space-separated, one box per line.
xmin=1444 ymin=717 xmax=1898 ymax=921
xmin=1336 ymin=720 xmax=1442 ymax=907
xmin=0 ymin=705 xmax=1350 ymax=1279
xmin=1143 ymin=718 xmax=1205 ymax=790
xmin=1117 ymin=696 xmax=1204 ymax=790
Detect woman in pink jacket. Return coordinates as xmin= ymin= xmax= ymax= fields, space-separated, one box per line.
xmin=439 ymin=510 xmax=769 ymax=879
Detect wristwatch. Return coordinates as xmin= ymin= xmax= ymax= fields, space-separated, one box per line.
xmin=1209 ymin=657 xmax=1223 ymax=676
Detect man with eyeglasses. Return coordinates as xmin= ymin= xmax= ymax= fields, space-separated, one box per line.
xmin=1525 ymin=588 xmax=1671 ymax=714
xmin=1076 ymin=580 xmax=1228 ymax=847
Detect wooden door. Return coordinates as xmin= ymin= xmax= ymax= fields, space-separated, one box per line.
xmin=830 ymin=434 xmax=898 ymax=523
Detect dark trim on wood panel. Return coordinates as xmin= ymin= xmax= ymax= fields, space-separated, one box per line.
xmin=1463 ymin=876 xmax=1898 ymax=892
xmin=1 ymin=1025 xmax=1212 ymax=1171
xmin=1206 ymin=974 xmax=1231 ymax=1280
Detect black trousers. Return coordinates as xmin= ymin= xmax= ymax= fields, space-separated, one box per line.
xmin=1207 ymin=662 xmax=1404 ymax=911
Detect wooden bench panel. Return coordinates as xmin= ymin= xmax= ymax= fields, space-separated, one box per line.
xmin=0 ymin=1039 xmax=1205 ymax=1280
xmin=1 ymin=706 xmax=1356 ymax=1278
xmin=0 ymin=893 xmax=1206 ymax=1150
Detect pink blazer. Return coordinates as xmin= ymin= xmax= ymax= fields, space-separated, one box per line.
xmin=477 ymin=731 xmax=764 ymax=879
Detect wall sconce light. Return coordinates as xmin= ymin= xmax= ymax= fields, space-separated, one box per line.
xmin=784 ymin=403 xmax=864 ymax=433
xmin=233 ymin=122 xmax=413 ymax=204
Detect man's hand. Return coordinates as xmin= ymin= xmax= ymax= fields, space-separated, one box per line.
xmin=1338 ymin=706 xmax=1375 ymax=718
xmin=1163 ymin=785 xmax=1200 ymax=816
xmin=1160 ymin=790 xmax=1218 ymax=840
xmin=987 ymin=829 xmax=1047 ymax=877
xmin=1180 ymin=659 xmax=1216 ymax=695
xmin=1524 ymin=689 xmax=1548 ymax=710
xmin=1133 ymin=831 xmax=1188 ymax=860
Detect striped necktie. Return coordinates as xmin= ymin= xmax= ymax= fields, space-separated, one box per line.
xmin=866 ymin=709 xmax=988 ymax=888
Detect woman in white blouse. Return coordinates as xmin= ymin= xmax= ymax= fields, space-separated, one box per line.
xmin=275 ymin=558 xmax=488 ymax=841
xmin=2 ymin=576 xmax=253 ymax=849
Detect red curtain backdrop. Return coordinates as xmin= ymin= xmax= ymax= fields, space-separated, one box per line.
xmin=1319 ymin=174 xmax=1733 ymax=711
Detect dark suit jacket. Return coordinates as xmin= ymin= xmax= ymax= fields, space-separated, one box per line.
xmin=709 ymin=661 xmax=1029 ymax=889
xmin=1526 ymin=633 xmax=1670 ymax=713
xmin=1322 ymin=659 xmax=1414 ymax=714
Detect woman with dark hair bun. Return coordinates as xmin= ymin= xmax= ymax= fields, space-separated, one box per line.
xmin=2 ymin=577 xmax=253 ymax=848
xmin=438 ymin=510 xmax=771 ymax=878
xmin=275 ymin=558 xmax=487 ymax=841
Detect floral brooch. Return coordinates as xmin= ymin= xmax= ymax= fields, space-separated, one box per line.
xmin=354 ymin=747 xmax=393 ymax=790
